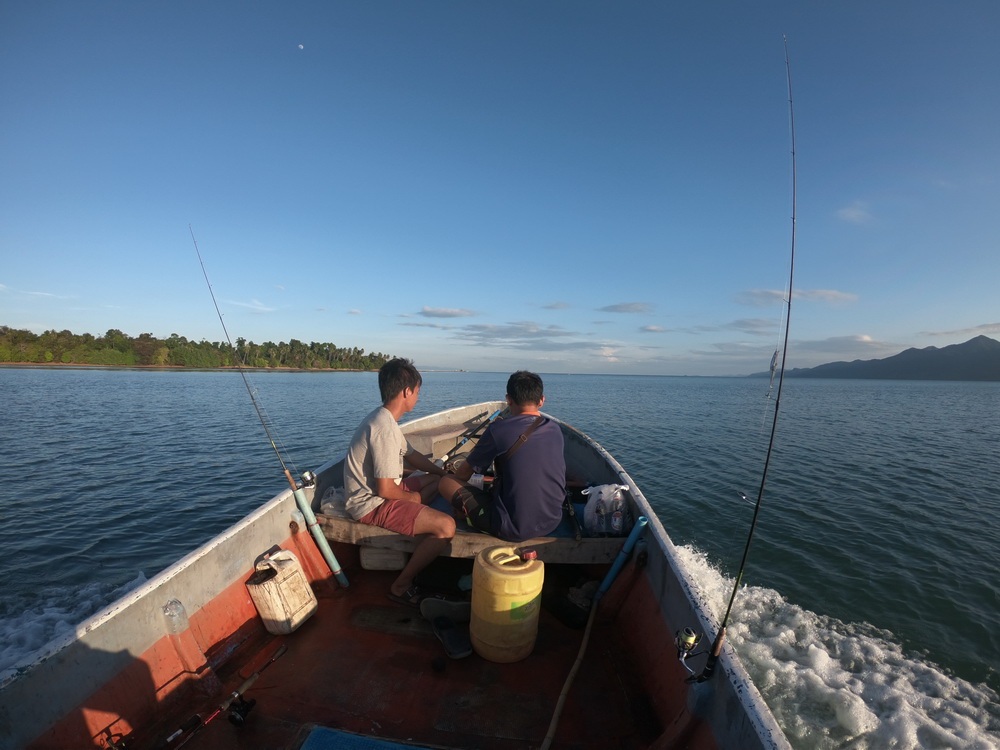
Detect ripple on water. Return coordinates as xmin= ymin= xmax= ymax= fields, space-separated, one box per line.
xmin=2 ymin=370 xmax=999 ymax=748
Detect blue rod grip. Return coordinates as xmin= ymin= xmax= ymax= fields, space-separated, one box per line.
xmin=597 ymin=516 xmax=648 ymax=598
xmin=293 ymin=487 xmax=349 ymax=588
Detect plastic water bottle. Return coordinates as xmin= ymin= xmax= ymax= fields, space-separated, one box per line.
xmin=611 ymin=510 xmax=623 ymax=534
xmin=163 ymin=599 xmax=189 ymax=634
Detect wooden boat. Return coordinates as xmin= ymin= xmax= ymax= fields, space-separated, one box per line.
xmin=0 ymin=402 xmax=790 ymax=750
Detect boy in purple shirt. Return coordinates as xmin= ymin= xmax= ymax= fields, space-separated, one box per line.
xmin=438 ymin=371 xmax=565 ymax=542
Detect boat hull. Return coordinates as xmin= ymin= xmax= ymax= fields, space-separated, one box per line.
xmin=0 ymin=402 xmax=789 ymax=750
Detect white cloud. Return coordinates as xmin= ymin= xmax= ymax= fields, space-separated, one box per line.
xmin=400 ymin=321 xmax=452 ymax=330
xmin=0 ymin=283 xmax=75 ymax=300
xmin=737 ymin=288 xmax=857 ymax=307
xmin=736 ymin=289 xmax=785 ymax=307
xmin=598 ymin=302 xmax=652 ymax=314
xmin=792 ymin=334 xmax=891 ymax=359
xmin=227 ymin=299 xmax=275 ymax=313
xmin=431 ymin=319 xmax=625 ymax=358
xmin=729 ymin=318 xmax=779 ymax=336
xmin=836 ymin=200 xmax=873 ymax=224
xmin=924 ymin=322 xmax=1000 ymax=338
xmin=419 ymin=306 xmax=475 ymax=318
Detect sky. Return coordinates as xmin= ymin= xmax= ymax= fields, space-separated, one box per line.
xmin=2 ymin=2 xmax=998 ymax=376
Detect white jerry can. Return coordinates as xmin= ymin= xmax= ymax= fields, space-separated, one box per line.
xmin=246 ymin=549 xmax=318 ymax=635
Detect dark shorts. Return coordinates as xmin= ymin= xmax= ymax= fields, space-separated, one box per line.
xmin=460 ymin=485 xmax=495 ymax=535
xmin=359 ymin=497 xmax=425 ymax=536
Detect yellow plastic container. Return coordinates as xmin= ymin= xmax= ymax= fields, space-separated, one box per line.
xmin=470 ymin=545 xmax=544 ymax=663
xmin=246 ymin=549 xmax=318 ymax=635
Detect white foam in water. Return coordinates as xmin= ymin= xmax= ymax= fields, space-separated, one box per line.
xmin=0 ymin=573 xmax=146 ymax=676
xmin=675 ymin=546 xmax=1000 ymax=750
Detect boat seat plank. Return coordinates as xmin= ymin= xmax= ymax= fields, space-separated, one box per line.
xmin=316 ymin=513 xmax=625 ymax=564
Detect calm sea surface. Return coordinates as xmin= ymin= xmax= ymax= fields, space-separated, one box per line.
xmin=1 ymin=368 xmax=998 ymax=749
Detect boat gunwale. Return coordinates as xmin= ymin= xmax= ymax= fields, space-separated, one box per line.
xmin=0 ymin=490 xmax=298 ymax=690
xmin=545 ymin=410 xmax=790 ymax=750
xmin=1 ymin=400 xmax=791 ymax=750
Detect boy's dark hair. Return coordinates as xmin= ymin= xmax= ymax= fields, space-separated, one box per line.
xmin=379 ymin=358 xmax=422 ymax=404
xmin=506 ymin=370 xmax=544 ymax=406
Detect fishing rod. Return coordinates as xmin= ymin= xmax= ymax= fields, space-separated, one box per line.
xmin=164 ymin=643 xmax=288 ymax=748
xmin=438 ymin=407 xmax=506 ymax=466
xmin=683 ymin=36 xmax=798 ymax=683
xmin=190 ymin=227 xmax=348 ymax=588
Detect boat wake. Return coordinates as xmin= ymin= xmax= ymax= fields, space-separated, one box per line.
xmin=0 ymin=573 xmax=146 ymax=678
xmin=676 ymin=546 xmax=1000 ymax=750
xmin=3 ymin=546 xmax=998 ymax=749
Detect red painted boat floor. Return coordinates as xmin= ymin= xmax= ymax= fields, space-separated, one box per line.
xmin=151 ymin=566 xmax=674 ymax=750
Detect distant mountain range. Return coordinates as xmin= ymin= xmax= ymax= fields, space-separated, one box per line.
xmin=752 ymin=335 xmax=1000 ymax=381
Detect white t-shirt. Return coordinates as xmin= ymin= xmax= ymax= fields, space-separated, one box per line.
xmin=343 ymin=406 xmax=410 ymax=520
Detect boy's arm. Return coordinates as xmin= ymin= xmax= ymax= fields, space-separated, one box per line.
xmin=450 ymin=460 xmax=475 ymax=482
xmin=376 ymin=477 xmax=422 ymax=503
xmin=404 ymin=448 xmax=448 ymax=477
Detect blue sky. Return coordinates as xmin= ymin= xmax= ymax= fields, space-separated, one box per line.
xmin=2 ymin=2 xmax=998 ymax=376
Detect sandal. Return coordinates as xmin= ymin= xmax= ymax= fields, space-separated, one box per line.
xmin=387 ymin=585 xmax=425 ymax=609
xmin=432 ymin=616 xmax=472 ymax=659
xmin=420 ymin=596 xmax=471 ymax=623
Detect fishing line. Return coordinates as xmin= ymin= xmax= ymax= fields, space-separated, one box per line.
xmin=687 ymin=36 xmax=797 ymax=683
xmin=190 ymin=227 xmax=296 ymax=477
xmin=189 ymin=226 xmax=348 ymax=587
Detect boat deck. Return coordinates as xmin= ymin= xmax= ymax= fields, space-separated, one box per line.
xmin=139 ymin=556 xmax=706 ymax=750
xmin=10 ymin=402 xmax=777 ymax=750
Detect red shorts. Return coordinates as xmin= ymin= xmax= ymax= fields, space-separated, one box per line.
xmin=359 ymin=496 xmax=424 ymax=536
xmin=401 ymin=475 xmax=424 ymax=492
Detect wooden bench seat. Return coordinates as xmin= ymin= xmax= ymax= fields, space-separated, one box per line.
xmin=316 ymin=513 xmax=626 ymax=565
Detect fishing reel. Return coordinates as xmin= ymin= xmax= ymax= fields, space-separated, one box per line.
xmin=228 ymin=695 xmax=257 ymax=726
xmin=101 ymin=729 xmax=131 ymax=749
xmin=674 ymin=627 xmax=705 ymax=675
xmin=298 ymin=471 xmax=316 ymax=489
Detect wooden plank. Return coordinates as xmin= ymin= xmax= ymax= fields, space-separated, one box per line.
xmin=316 ymin=513 xmax=625 ymax=565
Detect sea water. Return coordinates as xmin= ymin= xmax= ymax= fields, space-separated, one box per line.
xmin=0 ymin=368 xmax=998 ymax=749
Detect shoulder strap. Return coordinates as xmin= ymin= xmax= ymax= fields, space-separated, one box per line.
xmin=497 ymin=415 xmax=546 ymax=464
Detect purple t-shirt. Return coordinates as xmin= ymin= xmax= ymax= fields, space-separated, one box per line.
xmin=466 ymin=413 xmax=566 ymax=541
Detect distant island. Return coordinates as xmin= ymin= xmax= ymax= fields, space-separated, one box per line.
xmin=753 ymin=335 xmax=1000 ymax=382
xmin=0 ymin=326 xmax=394 ymax=371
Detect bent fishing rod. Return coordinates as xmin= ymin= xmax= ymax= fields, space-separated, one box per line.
xmin=190 ymin=227 xmax=348 ymax=587
xmin=684 ymin=37 xmax=798 ymax=683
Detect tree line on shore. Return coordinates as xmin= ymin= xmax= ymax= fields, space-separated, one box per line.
xmin=0 ymin=326 xmax=394 ymax=370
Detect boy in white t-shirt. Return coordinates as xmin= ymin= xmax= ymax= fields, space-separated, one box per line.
xmin=344 ymin=358 xmax=455 ymax=607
